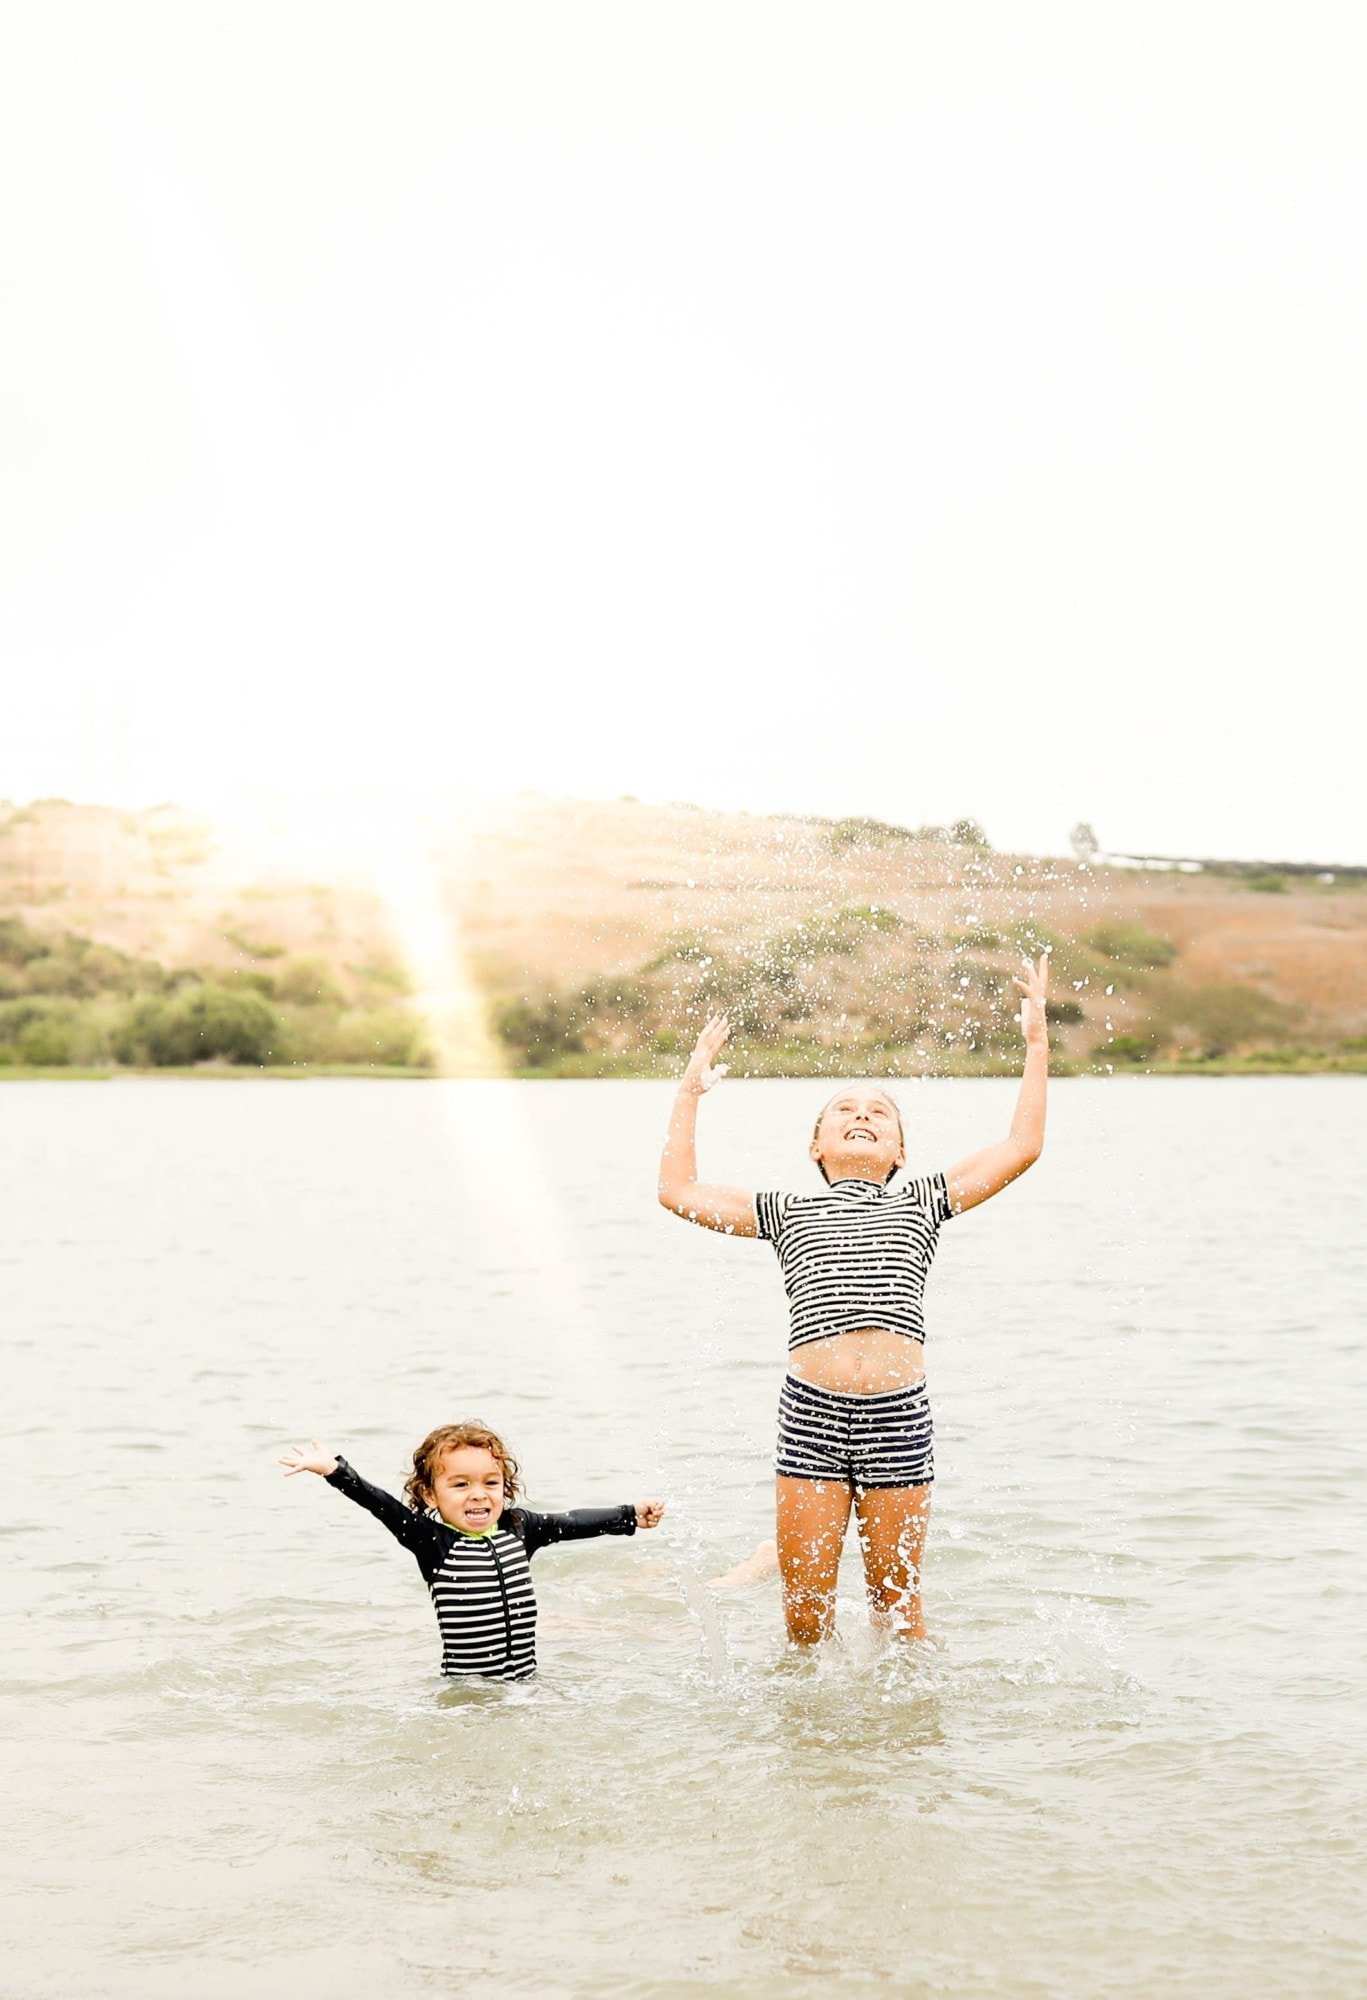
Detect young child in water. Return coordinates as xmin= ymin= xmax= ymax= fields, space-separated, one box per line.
xmin=281 ymin=1422 xmax=665 ymax=1681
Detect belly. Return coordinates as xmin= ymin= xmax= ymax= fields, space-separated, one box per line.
xmin=786 ymin=1326 xmax=925 ymax=1394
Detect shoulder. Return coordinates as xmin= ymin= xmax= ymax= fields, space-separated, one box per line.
xmin=754 ymin=1189 xmax=791 ymax=1239
xmin=894 ymin=1172 xmax=952 ymax=1222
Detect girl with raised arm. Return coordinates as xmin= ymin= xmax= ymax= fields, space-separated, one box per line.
xmin=281 ymin=1421 xmax=664 ymax=1682
xmin=658 ymin=954 xmax=1050 ymax=1648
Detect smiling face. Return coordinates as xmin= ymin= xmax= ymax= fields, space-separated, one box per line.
xmin=424 ymin=1444 xmax=507 ymax=1534
xmin=809 ymin=1088 xmax=906 ymax=1185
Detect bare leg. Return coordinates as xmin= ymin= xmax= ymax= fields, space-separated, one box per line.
xmin=710 ymin=1539 xmax=779 ymax=1591
xmin=775 ymin=1475 xmax=852 ymax=1645
xmin=853 ymin=1485 xmax=933 ymax=1640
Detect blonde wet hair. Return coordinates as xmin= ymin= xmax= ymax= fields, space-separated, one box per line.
xmin=810 ymin=1088 xmax=905 ymax=1185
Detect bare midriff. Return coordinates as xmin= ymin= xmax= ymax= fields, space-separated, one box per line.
xmin=786 ymin=1326 xmax=925 ymax=1395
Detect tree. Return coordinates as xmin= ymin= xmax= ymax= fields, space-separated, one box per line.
xmin=950 ymin=818 xmax=990 ymax=848
xmin=1070 ymin=822 xmax=1100 ymax=863
xmin=114 ymin=983 xmax=281 ymax=1065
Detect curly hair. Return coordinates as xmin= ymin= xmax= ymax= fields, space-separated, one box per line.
xmin=404 ymin=1422 xmax=522 ymax=1514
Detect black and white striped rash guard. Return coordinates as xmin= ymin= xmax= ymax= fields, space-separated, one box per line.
xmin=325 ymin=1457 xmax=637 ymax=1681
xmin=754 ymin=1174 xmax=954 ymax=1350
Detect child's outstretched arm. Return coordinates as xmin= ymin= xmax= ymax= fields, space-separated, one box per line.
xmin=657 ymin=1015 xmax=758 ymax=1235
xmin=944 ymin=953 xmax=1050 ymax=1215
xmin=519 ymin=1499 xmax=665 ymax=1556
xmin=280 ymin=1441 xmax=447 ymax=1574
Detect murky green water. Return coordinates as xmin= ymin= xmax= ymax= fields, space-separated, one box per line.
xmin=2 ymin=1077 xmax=1363 ymax=1997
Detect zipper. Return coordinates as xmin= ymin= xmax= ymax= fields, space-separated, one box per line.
xmin=487 ymin=1534 xmax=515 ymax=1667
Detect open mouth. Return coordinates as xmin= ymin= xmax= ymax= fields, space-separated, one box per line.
xmin=845 ymin=1127 xmax=876 ymax=1143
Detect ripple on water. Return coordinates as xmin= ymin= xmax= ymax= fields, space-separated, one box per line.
xmin=1 ymin=1077 xmax=1364 ymax=1998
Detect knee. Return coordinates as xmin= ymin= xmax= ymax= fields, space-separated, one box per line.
xmin=866 ymin=1561 xmax=921 ymax=1615
xmin=783 ymin=1583 xmax=835 ymax=1646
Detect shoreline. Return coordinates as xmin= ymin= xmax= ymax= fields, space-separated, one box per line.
xmin=2 ymin=1056 xmax=1363 ymax=1082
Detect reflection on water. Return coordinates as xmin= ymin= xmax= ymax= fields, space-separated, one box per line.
xmin=1 ymin=1077 xmax=1364 ymax=1998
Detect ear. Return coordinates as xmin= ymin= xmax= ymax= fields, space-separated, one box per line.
xmin=808 ymin=1136 xmax=823 ymax=1165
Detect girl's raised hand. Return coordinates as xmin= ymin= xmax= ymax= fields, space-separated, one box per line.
xmin=1012 ymin=951 xmax=1051 ymax=1046
xmin=279 ymin=1439 xmax=340 ymax=1478
xmin=635 ymin=1499 xmax=667 ymax=1530
xmin=681 ymin=1013 xmax=730 ymax=1095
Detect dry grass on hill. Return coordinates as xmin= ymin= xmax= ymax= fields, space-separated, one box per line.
xmin=1 ymin=795 xmax=1364 ymax=1075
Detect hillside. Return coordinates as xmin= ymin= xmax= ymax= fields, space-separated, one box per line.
xmin=1 ymin=796 xmax=1364 ymax=1075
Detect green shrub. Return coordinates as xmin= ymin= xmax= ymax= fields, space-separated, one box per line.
xmin=1084 ymin=923 xmax=1177 ymax=968
xmin=1164 ymin=982 xmax=1297 ymax=1057
xmin=1013 ymin=921 xmax=1063 ymax=957
xmin=753 ymin=909 xmax=891 ymax=988
xmin=1247 ymin=874 xmax=1287 ymax=894
xmin=577 ymin=975 xmax=653 ymax=1017
xmin=640 ymin=933 xmax=716 ymax=975
xmin=1098 ymin=1034 xmax=1157 ymax=1064
xmin=0 ymin=918 xmax=49 ymax=966
xmin=1049 ymin=998 xmax=1085 ymax=1025
xmin=114 ymin=983 xmax=281 ymax=1065
xmin=838 ymin=904 xmax=905 ymax=933
xmin=493 ymin=992 xmax=588 ymax=1067
xmin=826 ymin=816 xmax=916 ymax=850
xmin=223 ymin=929 xmax=286 ymax=959
xmin=326 ymin=1007 xmax=432 ymax=1067
xmin=351 ymin=955 xmax=413 ymax=996
xmin=0 ymin=997 xmax=89 ymax=1065
xmin=226 ymin=968 xmax=278 ymax=997
xmin=17 ymin=1016 xmax=76 ymax=1065
xmin=273 ymin=956 xmax=345 ymax=1007
xmin=0 ymin=997 xmax=60 ymax=1044
xmin=953 ymin=959 xmax=1009 ymax=999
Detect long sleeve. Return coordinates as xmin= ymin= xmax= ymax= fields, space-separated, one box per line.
xmin=325 ymin=1456 xmax=452 ymax=1582
xmin=515 ymin=1503 xmax=637 ymax=1558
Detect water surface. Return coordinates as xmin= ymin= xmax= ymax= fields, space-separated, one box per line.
xmin=2 ymin=1077 xmax=1363 ymax=1997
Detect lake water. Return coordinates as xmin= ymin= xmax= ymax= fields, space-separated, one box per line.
xmin=2 ymin=1076 xmax=1364 ymax=1999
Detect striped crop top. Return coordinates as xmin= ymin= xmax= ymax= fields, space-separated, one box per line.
xmin=754 ymin=1173 xmax=954 ymax=1351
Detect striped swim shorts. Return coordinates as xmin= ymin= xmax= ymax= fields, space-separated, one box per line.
xmin=776 ymin=1373 xmax=934 ymax=1489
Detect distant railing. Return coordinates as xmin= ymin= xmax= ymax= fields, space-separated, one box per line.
xmin=1102 ymin=852 xmax=1367 ymax=882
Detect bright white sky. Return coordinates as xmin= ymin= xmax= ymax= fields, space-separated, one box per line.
xmin=3 ymin=2 xmax=1364 ymax=861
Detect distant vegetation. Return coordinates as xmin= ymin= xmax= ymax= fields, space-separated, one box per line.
xmin=3 ymin=795 xmax=1363 ymax=1079
xmin=824 ymin=815 xmax=990 ymax=853
xmin=488 ymin=886 xmax=1359 ymax=1078
xmin=0 ymin=916 xmax=430 ymax=1070
xmin=494 ymin=903 xmax=1065 ymax=1075
xmin=1084 ymin=923 xmax=1178 ymax=969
